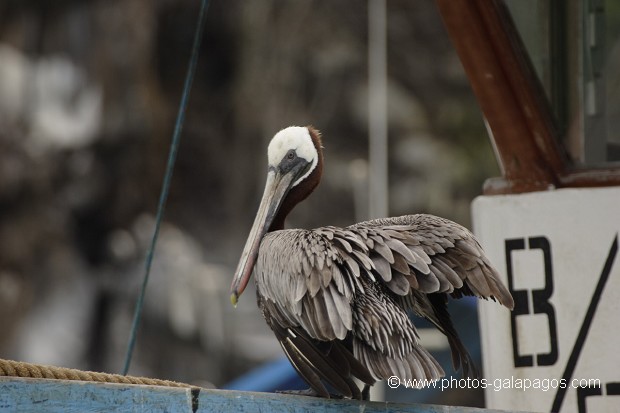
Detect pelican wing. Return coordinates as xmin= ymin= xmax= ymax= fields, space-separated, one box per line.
xmin=339 ymin=214 xmax=513 ymax=377
xmin=259 ymin=295 xmax=374 ymax=399
xmin=256 ymin=230 xmax=376 ymax=397
xmin=255 ymin=227 xmax=446 ymax=390
xmin=257 ymin=230 xmax=356 ymax=342
xmin=347 ymin=214 xmax=514 ymax=309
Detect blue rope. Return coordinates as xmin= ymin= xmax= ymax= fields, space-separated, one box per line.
xmin=122 ymin=0 xmax=211 ymax=376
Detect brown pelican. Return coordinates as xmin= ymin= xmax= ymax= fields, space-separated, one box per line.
xmin=230 ymin=126 xmax=513 ymax=400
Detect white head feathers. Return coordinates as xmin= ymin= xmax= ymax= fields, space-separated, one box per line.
xmin=268 ymin=126 xmax=319 ymax=187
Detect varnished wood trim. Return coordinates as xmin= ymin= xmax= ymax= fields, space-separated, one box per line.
xmin=435 ymin=0 xmax=620 ymax=194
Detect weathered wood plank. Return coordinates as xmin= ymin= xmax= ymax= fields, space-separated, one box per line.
xmin=0 ymin=377 xmax=524 ymax=413
xmin=197 ymin=389 xmax=479 ymax=413
xmin=0 ymin=377 xmax=193 ymax=413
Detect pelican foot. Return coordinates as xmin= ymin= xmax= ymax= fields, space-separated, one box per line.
xmin=362 ymin=384 xmax=371 ymax=401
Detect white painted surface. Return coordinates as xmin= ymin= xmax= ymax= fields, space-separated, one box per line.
xmin=472 ymin=187 xmax=620 ymax=413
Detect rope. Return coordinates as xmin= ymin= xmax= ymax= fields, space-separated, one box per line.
xmin=0 ymin=358 xmax=194 ymax=388
xmin=122 ymin=0 xmax=211 ymax=376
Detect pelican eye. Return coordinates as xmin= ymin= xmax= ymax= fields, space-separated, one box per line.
xmin=279 ymin=149 xmax=310 ymax=176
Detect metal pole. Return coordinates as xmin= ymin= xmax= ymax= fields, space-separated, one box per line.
xmin=368 ymin=0 xmax=388 ymax=219
xmin=368 ymin=0 xmax=388 ymax=402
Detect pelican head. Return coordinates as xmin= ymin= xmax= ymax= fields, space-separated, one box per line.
xmin=230 ymin=126 xmax=323 ymax=306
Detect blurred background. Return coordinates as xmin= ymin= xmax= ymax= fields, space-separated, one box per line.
xmin=0 ymin=0 xmax=499 ymax=407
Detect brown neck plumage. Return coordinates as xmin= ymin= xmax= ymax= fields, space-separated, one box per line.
xmin=269 ymin=126 xmax=323 ymax=232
